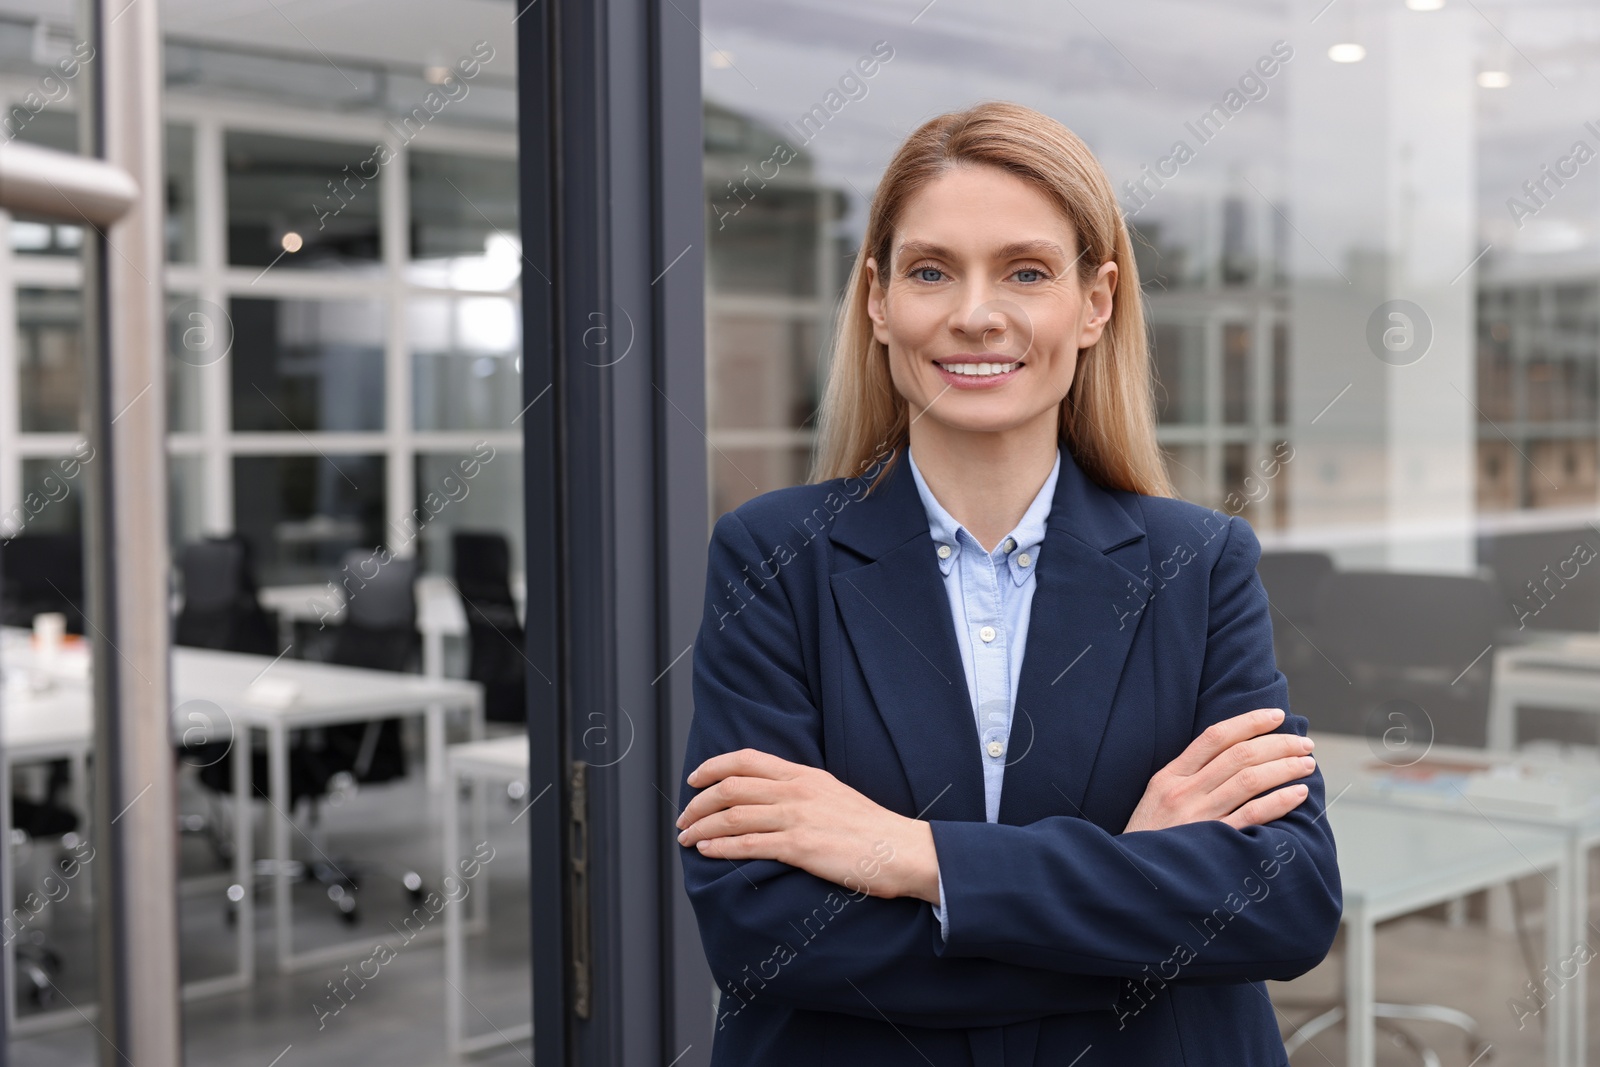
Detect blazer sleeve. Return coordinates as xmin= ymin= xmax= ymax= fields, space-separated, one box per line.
xmin=677 ymin=510 xmax=1120 ymax=1029
xmin=926 ymin=513 xmax=1343 ymax=982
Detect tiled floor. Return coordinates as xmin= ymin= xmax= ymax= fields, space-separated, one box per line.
xmin=10 ymin=767 xmax=534 ymax=1066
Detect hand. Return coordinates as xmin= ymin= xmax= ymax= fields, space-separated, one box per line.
xmin=676 ymin=748 xmax=941 ymax=905
xmin=1122 ymin=707 xmax=1315 ymax=834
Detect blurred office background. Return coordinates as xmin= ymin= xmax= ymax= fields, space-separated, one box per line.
xmin=4 ymin=0 xmax=1600 ymax=1064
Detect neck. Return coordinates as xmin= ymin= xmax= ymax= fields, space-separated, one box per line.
xmin=907 ymin=413 xmax=1059 ymax=553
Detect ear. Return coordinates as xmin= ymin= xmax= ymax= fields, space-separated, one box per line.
xmin=1077 ymin=260 xmax=1117 ymax=349
xmin=865 ymin=256 xmax=890 ymax=346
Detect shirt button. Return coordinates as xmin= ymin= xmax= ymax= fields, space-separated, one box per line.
xmin=937 ymin=544 xmax=952 ymax=560
xmin=987 ymin=740 xmax=1004 ymax=758
xmin=979 ymin=625 xmax=997 ymax=643
xmin=1018 ymin=552 xmax=1031 ymax=568
xmin=1002 ymin=537 xmax=1016 ymax=553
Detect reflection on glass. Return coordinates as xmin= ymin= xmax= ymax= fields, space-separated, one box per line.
xmin=233 ymin=454 xmax=385 ymax=586
xmin=16 ymin=455 xmax=86 ymax=537
xmin=1272 ymin=321 xmax=1288 ymax=426
xmin=1162 ymin=444 xmax=1207 ymax=506
xmin=166 ymin=122 xmax=197 ymax=263
xmin=1223 ymin=322 xmax=1251 ymax=426
xmin=225 ymin=130 xmax=382 ymax=270
xmin=711 ymin=446 xmax=811 ymax=518
xmin=170 ymin=454 xmax=205 ymax=553
xmin=408 ymin=150 xmax=519 ymax=289
xmin=9 ymin=109 xmax=82 ymax=256
xmin=708 ymin=314 xmax=820 ymax=432
xmin=410 ymin=296 xmax=521 ymax=430
xmin=167 ymin=293 xmax=204 ymax=433
xmin=230 ymin=298 xmax=385 ymax=432
xmin=411 ymin=449 xmax=523 ymax=576
xmin=18 ymin=288 xmax=83 ymax=432
xmin=1151 ymin=321 xmax=1204 ymax=425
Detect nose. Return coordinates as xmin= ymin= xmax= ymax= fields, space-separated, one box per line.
xmin=950 ymin=294 xmax=1032 ymax=360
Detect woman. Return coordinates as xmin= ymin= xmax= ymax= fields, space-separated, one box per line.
xmin=675 ymin=101 xmax=1340 ymax=1067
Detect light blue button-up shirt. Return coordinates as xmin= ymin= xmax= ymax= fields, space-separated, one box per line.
xmin=907 ymin=447 xmax=1060 ymax=943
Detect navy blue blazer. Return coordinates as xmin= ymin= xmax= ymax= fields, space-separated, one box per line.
xmin=677 ymin=439 xmax=1341 ymax=1067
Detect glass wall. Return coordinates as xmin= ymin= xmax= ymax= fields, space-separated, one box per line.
xmin=695 ymin=4 xmax=1600 ymax=1062
xmin=0 ymin=10 xmax=529 ymax=1063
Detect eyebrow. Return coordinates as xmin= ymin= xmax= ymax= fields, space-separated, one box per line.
xmin=894 ymin=238 xmax=1071 ymax=265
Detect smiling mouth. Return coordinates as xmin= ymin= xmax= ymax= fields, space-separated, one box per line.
xmin=933 ymin=360 xmax=1022 ymax=377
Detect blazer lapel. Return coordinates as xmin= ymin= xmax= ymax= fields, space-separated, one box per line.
xmin=829 ymin=443 xmax=987 ymax=824
xmin=828 ymin=440 xmax=1152 ymax=829
xmin=996 ymin=458 xmax=1149 ymax=825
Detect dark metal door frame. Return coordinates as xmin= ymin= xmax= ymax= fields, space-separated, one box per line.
xmin=519 ymin=1 xmax=713 ymax=1063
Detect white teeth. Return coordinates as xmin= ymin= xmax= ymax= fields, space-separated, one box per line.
xmin=937 ymin=361 xmax=1018 ymax=377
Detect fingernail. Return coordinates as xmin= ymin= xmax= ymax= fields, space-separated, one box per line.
xmin=677 ymin=830 xmax=688 ymax=844
xmin=696 ymin=840 xmax=709 ymax=850
xmin=1295 ymin=785 xmax=1309 ymax=795
xmin=1300 ymin=756 xmax=1316 ymax=770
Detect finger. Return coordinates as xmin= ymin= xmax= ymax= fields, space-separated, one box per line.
xmin=678 ymin=802 xmax=785 ymax=847
xmin=676 ymin=774 xmax=779 ymax=829
xmin=1190 ymin=731 xmax=1314 ymax=795
xmin=687 ymin=748 xmax=804 ymax=789
xmin=691 ymin=830 xmax=787 ymax=862
xmin=1166 ymin=708 xmax=1286 ymax=777
xmin=1206 ymin=754 xmax=1317 ymax=816
xmin=1220 ymin=783 xmax=1309 ymax=831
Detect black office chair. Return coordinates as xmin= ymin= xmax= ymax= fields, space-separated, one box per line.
xmin=452 ymin=530 xmax=526 ymax=724
xmin=173 ymin=535 xmax=279 ymax=655
xmin=284 ymin=549 xmax=423 ymax=922
xmin=0 ymin=532 xmax=85 ymax=633
xmin=1311 ymin=570 xmax=1500 ymax=748
xmin=1256 ymin=551 xmax=1342 ymax=728
xmin=1480 ymin=526 xmax=1600 ymax=635
xmin=1 ymin=532 xmax=90 ymax=999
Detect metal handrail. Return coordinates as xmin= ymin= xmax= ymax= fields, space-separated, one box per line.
xmin=0 ymin=138 xmax=135 ymax=226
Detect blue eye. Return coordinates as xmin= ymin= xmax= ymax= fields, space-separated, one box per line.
xmin=1014 ymin=268 xmax=1047 ymax=283
xmin=910 ymin=266 xmax=943 ymax=283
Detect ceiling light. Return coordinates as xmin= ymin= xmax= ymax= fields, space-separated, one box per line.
xmin=1328 ymin=43 xmax=1367 ymax=63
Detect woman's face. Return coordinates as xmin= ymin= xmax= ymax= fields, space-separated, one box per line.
xmin=865 ymin=163 xmax=1117 ymax=442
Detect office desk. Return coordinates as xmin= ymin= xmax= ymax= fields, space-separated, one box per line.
xmin=1326 ymin=804 xmax=1569 ymax=1067
xmin=0 ymin=649 xmax=255 ymax=1036
xmin=1313 ymin=733 xmax=1600 ymax=1067
xmin=1490 ymin=633 xmax=1600 ymax=751
xmin=2 ymin=631 xmax=485 ymax=976
xmin=186 ymin=649 xmax=485 ymax=973
xmin=442 ymin=735 xmax=531 ymax=1056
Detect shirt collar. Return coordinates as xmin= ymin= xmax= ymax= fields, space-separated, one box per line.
xmin=907 ymin=446 xmax=1059 ymax=586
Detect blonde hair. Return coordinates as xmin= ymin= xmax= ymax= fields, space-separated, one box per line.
xmin=809 ymin=100 xmax=1174 ymax=498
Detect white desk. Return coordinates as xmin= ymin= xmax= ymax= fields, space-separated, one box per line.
xmin=1326 ymin=804 xmax=1569 ymax=1067
xmin=442 ymin=735 xmax=531 ymax=1056
xmin=185 ymin=648 xmax=485 ymax=973
xmin=1312 ymin=733 xmax=1600 ymax=1067
xmin=260 ymin=574 xmax=526 ymax=679
xmin=0 ymin=661 xmax=252 ymax=1036
xmin=2 ymin=631 xmax=485 ymax=977
xmin=1490 ymin=633 xmax=1600 ymax=751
